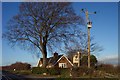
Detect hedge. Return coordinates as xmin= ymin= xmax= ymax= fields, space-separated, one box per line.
xmin=32 ymin=67 xmax=48 ymax=74
xmin=48 ymin=68 xmax=60 ymax=75
xmin=32 ymin=67 xmax=70 ymax=76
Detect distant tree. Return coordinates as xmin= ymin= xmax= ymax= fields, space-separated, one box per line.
xmin=3 ymin=2 xmax=84 ymax=68
xmin=10 ymin=62 xmax=31 ymax=70
xmin=2 ymin=62 xmax=31 ymax=70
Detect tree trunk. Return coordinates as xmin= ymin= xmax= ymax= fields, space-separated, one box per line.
xmin=42 ymin=53 xmax=47 ymax=68
xmin=42 ymin=43 xmax=47 ymax=68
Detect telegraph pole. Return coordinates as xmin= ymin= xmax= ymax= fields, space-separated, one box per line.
xmin=81 ymin=9 xmax=96 ymax=68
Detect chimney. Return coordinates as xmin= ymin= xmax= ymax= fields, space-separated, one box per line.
xmin=54 ymin=52 xmax=58 ymax=58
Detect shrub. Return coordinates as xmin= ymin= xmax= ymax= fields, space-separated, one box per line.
xmin=32 ymin=67 xmax=70 ymax=76
xmin=32 ymin=67 xmax=48 ymax=74
xmin=97 ymin=64 xmax=118 ymax=75
xmin=48 ymin=68 xmax=60 ymax=75
xmin=71 ymin=66 xmax=94 ymax=77
xmin=60 ymin=68 xmax=70 ymax=77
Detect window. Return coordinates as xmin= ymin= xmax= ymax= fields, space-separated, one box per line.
xmin=75 ymin=58 xmax=78 ymax=61
xmin=59 ymin=63 xmax=67 ymax=68
xmin=75 ymin=55 xmax=78 ymax=58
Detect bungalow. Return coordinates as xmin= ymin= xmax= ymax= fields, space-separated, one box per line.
xmin=37 ymin=52 xmax=73 ymax=68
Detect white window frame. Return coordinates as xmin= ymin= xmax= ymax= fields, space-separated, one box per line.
xmin=59 ymin=63 xmax=67 ymax=68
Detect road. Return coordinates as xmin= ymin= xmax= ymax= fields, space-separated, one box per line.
xmin=1 ymin=71 xmax=25 ymax=80
xmin=1 ymin=71 xmax=57 ymax=80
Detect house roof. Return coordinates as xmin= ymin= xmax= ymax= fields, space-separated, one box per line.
xmin=54 ymin=55 xmax=73 ymax=66
xmin=48 ymin=55 xmax=63 ymax=65
xmin=37 ymin=55 xmax=63 ymax=66
xmin=37 ymin=54 xmax=73 ymax=67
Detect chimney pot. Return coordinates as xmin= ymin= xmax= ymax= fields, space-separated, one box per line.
xmin=54 ymin=52 xmax=58 ymax=58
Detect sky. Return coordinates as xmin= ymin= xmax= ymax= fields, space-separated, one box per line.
xmin=0 ymin=2 xmax=2 ymax=66
xmin=72 ymin=2 xmax=118 ymax=64
xmin=1 ymin=0 xmax=119 ymax=2
xmin=1 ymin=2 xmax=118 ymax=66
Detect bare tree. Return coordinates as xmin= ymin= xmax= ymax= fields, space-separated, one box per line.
xmin=66 ymin=34 xmax=103 ymax=61
xmin=3 ymin=2 xmax=84 ymax=68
